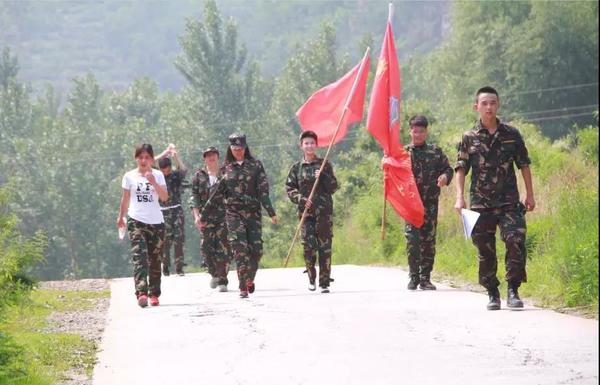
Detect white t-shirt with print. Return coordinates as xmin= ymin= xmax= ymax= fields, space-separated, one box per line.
xmin=122 ymin=168 xmax=167 ymax=224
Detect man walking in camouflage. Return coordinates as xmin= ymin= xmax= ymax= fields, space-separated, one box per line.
xmin=285 ymin=131 xmax=338 ymax=293
xmin=454 ymin=86 xmax=536 ymax=310
xmin=192 ymin=146 xmax=231 ymax=292
xmin=404 ymin=116 xmax=453 ymax=291
xmin=200 ymin=134 xmax=279 ymax=298
xmin=156 ymin=144 xmax=188 ymax=276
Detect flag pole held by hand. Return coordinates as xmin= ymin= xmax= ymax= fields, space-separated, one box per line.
xmin=284 ymin=47 xmax=371 ymax=268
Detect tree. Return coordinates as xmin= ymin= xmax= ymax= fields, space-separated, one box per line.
xmin=404 ymin=0 xmax=598 ymax=138
xmin=174 ymin=0 xmax=269 ymax=144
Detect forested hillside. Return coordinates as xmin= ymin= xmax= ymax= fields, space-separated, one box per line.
xmin=0 ymin=0 xmax=448 ymax=92
xmin=0 ymin=0 xmax=597 ymax=311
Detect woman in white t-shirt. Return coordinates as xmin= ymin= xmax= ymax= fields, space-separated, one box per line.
xmin=117 ymin=143 xmax=169 ymax=308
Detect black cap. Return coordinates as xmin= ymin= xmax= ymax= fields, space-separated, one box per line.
xmin=228 ymin=133 xmax=247 ymax=148
xmin=409 ymin=115 xmax=429 ymax=128
xmin=299 ymin=130 xmax=318 ymax=144
xmin=158 ymin=157 xmax=171 ymax=169
xmin=202 ymin=146 xmax=220 ymax=157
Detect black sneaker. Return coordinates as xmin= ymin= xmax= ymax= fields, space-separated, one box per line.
xmin=320 ymin=286 xmax=330 ymax=294
xmin=507 ymin=286 xmax=524 ymax=308
xmin=407 ymin=277 xmax=419 ymax=290
xmin=487 ymin=287 xmax=501 ymax=311
xmin=419 ymin=279 xmax=437 ymax=290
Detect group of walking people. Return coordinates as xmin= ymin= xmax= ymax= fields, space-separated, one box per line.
xmin=117 ymin=85 xmax=535 ymax=311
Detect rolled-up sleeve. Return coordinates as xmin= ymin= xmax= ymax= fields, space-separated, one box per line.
xmin=454 ymin=134 xmax=471 ymax=175
xmin=514 ymin=131 xmax=531 ymax=169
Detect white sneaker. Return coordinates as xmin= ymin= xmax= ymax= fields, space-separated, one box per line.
xmin=320 ymin=287 xmax=330 ymax=294
xmin=218 ymin=284 xmax=228 ymax=292
xmin=308 ymin=283 xmax=316 ymax=291
xmin=209 ymin=277 xmax=219 ymax=289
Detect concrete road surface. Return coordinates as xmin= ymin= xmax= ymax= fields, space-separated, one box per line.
xmin=92 ymin=265 xmax=598 ymax=385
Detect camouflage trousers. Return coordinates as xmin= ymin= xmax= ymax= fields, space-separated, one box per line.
xmin=161 ymin=206 xmax=185 ymax=272
xmin=471 ymin=205 xmax=527 ymax=289
xmin=201 ymin=222 xmax=231 ymax=285
xmin=127 ymin=218 xmax=165 ymax=297
xmin=226 ymin=209 xmax=263 ymax=290
xmin=405 ymin=206 xmax=438 ymax=281
xmin=301 ymin=214 xmax=333 ymax=288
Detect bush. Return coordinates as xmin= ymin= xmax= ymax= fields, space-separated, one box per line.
xmin=577 ymin=126 xmax=599 ymax=165
xmin=0 ymin=185 xmax=46 ymax=312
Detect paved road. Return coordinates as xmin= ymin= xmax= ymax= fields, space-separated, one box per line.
xmin=92 ymin=265 xmax=598 ymax=385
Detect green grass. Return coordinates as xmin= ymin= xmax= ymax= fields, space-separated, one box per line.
xmin=0 ymin=288 xmax=109 ymax=385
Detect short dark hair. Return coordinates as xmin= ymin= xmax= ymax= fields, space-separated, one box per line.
xmin=475 ymin=86 xmax=499 ymax=102
xmin=409 ymin=115 xmax=429 ymax=128
xmin=158 ymin=157 xmax=172 ymax=169
xmin=300 ymin=130 xmax=318 ymax=145
xmin=134 ymin=143 xmax=154 ymax=159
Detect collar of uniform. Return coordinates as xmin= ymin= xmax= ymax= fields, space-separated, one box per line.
xmin=301 ymin=156 xmax=322 ymax=165
xmin=407 ymin=142 xmax=428 ymax=150
xmin=475 ymin=118 xmax=503 ymax=133
xmin=201 ymin=167 xmax=221 ymax=177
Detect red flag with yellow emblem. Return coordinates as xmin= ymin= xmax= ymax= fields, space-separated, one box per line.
xmin=366 ymin=15 xmax=424 ymax=228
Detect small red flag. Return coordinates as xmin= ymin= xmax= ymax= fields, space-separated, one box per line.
xmin=366 ymin=18 xmax=424 ymax=228
xmin=296 ymin=51 xmax=370 ymax=147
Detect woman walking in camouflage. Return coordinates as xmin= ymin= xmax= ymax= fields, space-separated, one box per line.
xmin=117 ymin=143 xmax=168 ymax=308
xmin=285 ymin=131 xmax=338 ymax=293
xmin=200 ymin=134 xmax=279 ymax=298
xmin=192 ymin=146 xmax=231 ymax=292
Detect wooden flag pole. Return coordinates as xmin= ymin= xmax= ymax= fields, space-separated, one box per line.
xmin=380 ymin=170 xmax=387 ymax=240
xmin=284 ymin=47 xmax=370 ymax=268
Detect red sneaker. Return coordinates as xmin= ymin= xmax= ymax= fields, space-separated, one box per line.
xmin=246 ymin=279 xmax=255 ymax=294
xmin=149 ymin=296 xmax=159 ymax=306
xmin=137 ymin=294 xmax=148 ymax=308
xmin=239 ymin=290 xmax=249 ymax=298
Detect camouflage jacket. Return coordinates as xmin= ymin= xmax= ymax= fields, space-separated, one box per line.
xmin=455 ymin=120 xmax=531 ymax=209
xmin=285 ymin=157 xmax=338 ymax=216
xmin=191 ymin=169 xmax=225 ymax=226
xmin=201 ymin=158 xmax=276 ymax=221
xmin=405 ymin=143 xmax=453 ymax=204
xmin=160 ymin=169 xmax=187 ymax=207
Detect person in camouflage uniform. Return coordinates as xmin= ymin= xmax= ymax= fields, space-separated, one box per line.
xmin=156 ymin=144 xmax=188 ymax=276
xmin=118 ymin=143 xmax=168 ymax=308
xmin=285 ymin=131 xmax=338 ymax=293
xmin=404 ymin=116 xmax=453 ymax=291
xmin=200 ymin=134 xmax=279 ymax=298
xmin=454 ymin=86 xmax=536 ymax=311
xmin=191 ymin=146 xmax=231 ymax=292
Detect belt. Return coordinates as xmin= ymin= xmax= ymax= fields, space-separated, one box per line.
xmin=160 ymin=204 xmax=182 ymax=210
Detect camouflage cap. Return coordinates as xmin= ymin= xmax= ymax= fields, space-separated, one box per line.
xmin=202 ymin=146 xmax=220 ymax=157
xmin=228 ymin=133 xmax=247 ymax=148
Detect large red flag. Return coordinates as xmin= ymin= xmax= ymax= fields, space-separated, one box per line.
xmin=296 ymin=50 xmax=370 ymax=147
xmin=366 ymin=18 xmax=424 ymax=228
